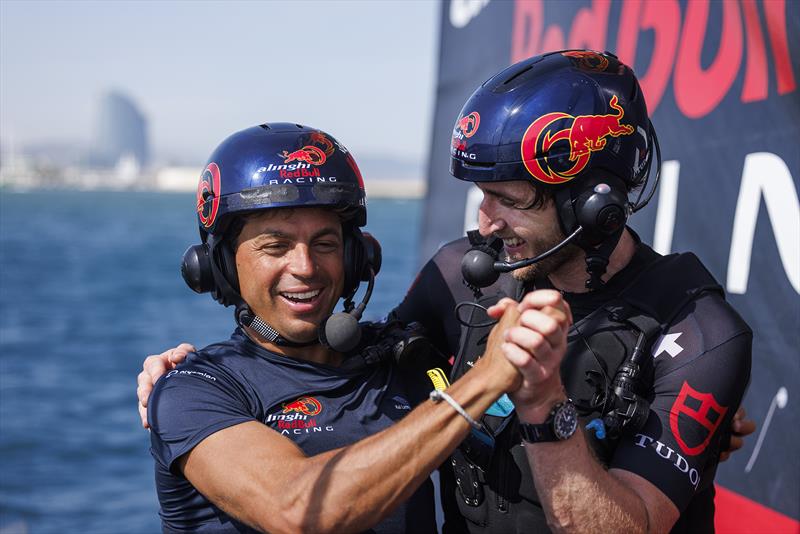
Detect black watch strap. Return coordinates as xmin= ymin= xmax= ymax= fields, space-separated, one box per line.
xmin=518 ymin=400 xmax=577 ymax=443
xmin=519 ymin=421 xmax=556 ymax=443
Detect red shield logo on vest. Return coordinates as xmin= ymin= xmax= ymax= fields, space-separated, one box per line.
xmin=670 ymin=381 xmax=728 ymax=456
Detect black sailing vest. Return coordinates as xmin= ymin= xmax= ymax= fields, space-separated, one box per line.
xmin=446 ymin=250 xmax=722 ymax=533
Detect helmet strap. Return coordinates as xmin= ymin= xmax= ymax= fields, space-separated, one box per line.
xmin=236 ymin=304 xmax=319 ymax=348
xmin=582 ymin=227 xmax=624 ymax=290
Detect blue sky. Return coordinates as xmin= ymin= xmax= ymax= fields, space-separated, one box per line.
xmin=0 ymin=0 xmax=440 ymax=166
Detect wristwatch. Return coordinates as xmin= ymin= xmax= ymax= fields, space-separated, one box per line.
xmin=519 ymin=400 xmax=578 ymax=443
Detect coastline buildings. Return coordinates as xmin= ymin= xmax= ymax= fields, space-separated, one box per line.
xmin=0 ymin=92 xmax=425 ymax=198
xmin=89 ymin=91 xmax=149 ymax=170
xmin=1 ymin=90 xmax=151 ymax=190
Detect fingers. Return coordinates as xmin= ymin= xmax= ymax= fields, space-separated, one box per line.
xmin=487 ymin=298 xmax=518 ymax=319
xmin=137 ymin=344 xmax=195 ymax=430
xmin=501 ymin=341 xmax=549 ymax=382
xmin=731 ymin=407 xmax=756 ymax=437
xmin=517 ymin=289 xmax=573 ymax=325
xmin=720 ymin=406 xmax=755 ymax=461
xmin=139 ymin=401 xmax=150 ymax=429
xmin=137 ymin=366 xmax=155 ymax=428
xmin=143 ymin=355 xmax=169 ymax=385
xmin=504 ymin=307 xmax=568 ymax=356
xmin=733 ymin=417 xmax=756 ymax=436
xmin=170 ymin=343 xmax=195 ymax=364
xmin=137 ymin=354 xmax=170 ymax=429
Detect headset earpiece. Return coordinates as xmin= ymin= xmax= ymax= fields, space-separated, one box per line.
xmin=342 ymin=227 xmax=382 ymax=300
xmin=556 ymin=175 xmax=629 ymax=247
xmin=181 ymin=244 xmax=215 ymax=294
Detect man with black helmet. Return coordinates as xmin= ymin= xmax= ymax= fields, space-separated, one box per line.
xmin=146 ymin=123 xmax=543 ymax=533
xmin=392 ymin=50 xmax=752 ymax=532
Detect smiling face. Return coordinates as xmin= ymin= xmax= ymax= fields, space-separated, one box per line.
xmin=476 ymin=181 xmax=581 ymax=283
xmin=234 ymin=207 xmax=345 ymax=344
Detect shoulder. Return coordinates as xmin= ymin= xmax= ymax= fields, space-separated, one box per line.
xmin=653 ymin=289 xmax=752 ymax=375
xmin=149 ymin=333 xmax=257 ymax=413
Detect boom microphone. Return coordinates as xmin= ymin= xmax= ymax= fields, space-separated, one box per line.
xmin=461 ymin=227 xmax=583 ymax=289
xmin=319 ymin=267 xmax=376 ymax=353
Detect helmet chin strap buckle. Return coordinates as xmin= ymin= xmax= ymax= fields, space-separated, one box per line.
xmin=236 ymin=304 xmax=318 ymax=348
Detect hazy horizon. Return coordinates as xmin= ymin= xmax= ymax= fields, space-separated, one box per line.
xmin=0 ymin=1 xmax=440 ymax=170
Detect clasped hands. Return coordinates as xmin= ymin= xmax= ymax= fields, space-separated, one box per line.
xmin=481 ymin=290 xmax=572 ymax=421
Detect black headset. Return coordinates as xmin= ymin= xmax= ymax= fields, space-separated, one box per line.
xmin=181 ymin=222 xmax=382 ymax=353
xmin=554 ymin=173 xmax=630 ymax=249
xmin=182 ymin=224 xmax=380 ymax=303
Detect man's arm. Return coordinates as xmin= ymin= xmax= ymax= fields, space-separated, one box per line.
xmin=154 ymin=307 xmax=546 ymax=534
xmin=495 ymin=290 xmax=751 ymax=533
xmin=490 ymin=291 xmax=678 ymax=533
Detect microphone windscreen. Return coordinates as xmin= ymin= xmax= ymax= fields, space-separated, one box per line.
xmin=322 ymin=313 xmax=362 ymax=353
xmin=461 ymin=249 xmax=501 ymax=288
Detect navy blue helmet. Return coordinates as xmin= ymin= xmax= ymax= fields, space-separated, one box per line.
xmin=450 ymin=50 xmax=654 ymax=192
xmin=185 ymin=123 xmax=371 ymax=308
xmin=196 ymin=122 xmax=366 ymax=241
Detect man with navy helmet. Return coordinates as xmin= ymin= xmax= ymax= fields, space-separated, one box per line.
xmin=141 ymin=52 xmax=754 ymax=532
xmin=391 ymin=50 xmax=752 ymax=532
xmin=146 ymin=123 xmax=545 ymax=533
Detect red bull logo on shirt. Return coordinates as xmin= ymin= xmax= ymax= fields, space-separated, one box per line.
xmin=521 ymin=95 xmax=634 ymax=184
xmin=266 ymin=396 xmax=334 ymax=436
xmin=282 ymin=396 xmax=322 ymax=416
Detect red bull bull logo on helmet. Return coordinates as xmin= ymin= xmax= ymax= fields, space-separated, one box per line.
xmin=281 ymin=396 xmax=322 ymax=416
xmin=455 ymin=111 xmax=480 ymax=139
xmin=197 ymin=162 xmax=221 ymax=229
xmin=561 ymin=50 xmax=610 ymax=72
xmin=520 ymin=95 xmax=634 ymax=184
xmin=279 ymin=146 xmax=327 ymax=166
xmin=308 ymin=132 xmax=336 ymax=156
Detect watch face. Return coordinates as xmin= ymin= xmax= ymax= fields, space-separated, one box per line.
xmin=553 ymin=402 xmax=578 ymax=440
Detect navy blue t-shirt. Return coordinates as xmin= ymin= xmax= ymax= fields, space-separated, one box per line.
xmin=148 ymin=328 xmax=436 ymax=533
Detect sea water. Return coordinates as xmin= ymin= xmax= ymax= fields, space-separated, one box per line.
xmin=0 ymin=191 xmax=422 ymax=533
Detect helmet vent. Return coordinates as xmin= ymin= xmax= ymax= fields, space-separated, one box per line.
xmin=259 ymin=124 xmax=271 ymax=131
xmin=629 ymin=77 xmax=640 ymax=103
xmin=502 ymin=65 xmax=535 ymax=87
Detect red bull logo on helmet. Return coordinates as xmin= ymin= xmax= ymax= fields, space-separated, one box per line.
xmin=280 ymin=146 xmax=327 ymax=166
xmin=455 ymin=111 xmax=481 ymax=138
xmin=197 ymin=162 xmax=221 ymax=229
xmin=282 ymin=396 xmax=322 ymax=416
xmin=308 ymin=132 xmax=336 ymax=156
xmin=561 ymin=50 xmax=610 ymax=72
xmin=520 ymin=95 xmax=634 ymax=184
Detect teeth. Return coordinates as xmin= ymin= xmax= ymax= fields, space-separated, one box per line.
xmin=503 ymin=237 xmax=525 ymax=247
xmin=281 ymin=289 xmax=321 ymax=301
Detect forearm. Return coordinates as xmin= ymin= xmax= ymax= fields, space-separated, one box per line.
xmin=525 ymin=428 xmax=649 ymax=534
xmin=284 ymin=356 xmax=509 ymax=533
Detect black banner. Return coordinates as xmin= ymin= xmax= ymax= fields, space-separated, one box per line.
xmin=422 ymin=0 xmax=799 ymax=523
